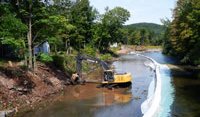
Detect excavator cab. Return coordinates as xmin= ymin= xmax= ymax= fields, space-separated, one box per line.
xmin=104 ymin=70 xmax=114 ymax=82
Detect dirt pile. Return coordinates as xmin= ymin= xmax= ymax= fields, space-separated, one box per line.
xmin=0 ymin=62 xmax=71 ymax=111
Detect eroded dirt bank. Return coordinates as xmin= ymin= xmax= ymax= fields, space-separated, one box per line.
xmin=0 ymin=62 xmax=71 ymax=115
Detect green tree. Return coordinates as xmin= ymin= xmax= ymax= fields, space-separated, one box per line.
xmin=70 ymin=0 xmax=95 ymax=51
xmin=164 ymin=0 xmax=200 ymax=65
xmin=161 ymin=19 xmax=174 ymax=55
xmin=94 ymin=7 xmax=130 ymax=52
xmin=8 ymin=0 xmax=51 ymax=69
xmin=127 ymin=30 xmax=141 ymax=45
xmin=0 ymin=4 xmax=27 ymax=59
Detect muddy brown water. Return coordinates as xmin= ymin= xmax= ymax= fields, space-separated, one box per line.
xmin=19 ymin=54 xmax=154 ymax=117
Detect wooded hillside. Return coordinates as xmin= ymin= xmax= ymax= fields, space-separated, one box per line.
xmin=123 ymin=23 xmax=166 ymax=46
xmin=125 ymin=23 xmax=165 ymax=34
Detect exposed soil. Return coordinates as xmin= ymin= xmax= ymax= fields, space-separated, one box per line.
xmin=0 ymin=62 xmax=71 ymax=112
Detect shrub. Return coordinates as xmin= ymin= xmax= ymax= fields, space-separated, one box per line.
xmin=52 ymin=54 xmax=66 ymax=71
xmin=38 ymin=53 xmax=53 ymax=63
xmin=81 ymin=46 xmax=96 ymax=57
xmin=52 ymin=54 xmax=76 ymax=74
xmin=99 ymin=54 xmax=112 ymax=61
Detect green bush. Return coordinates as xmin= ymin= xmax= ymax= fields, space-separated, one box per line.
xmin=99 ymin=54 xmax=112 ymax=61
xmin=65 ymin=55 xmax=76 ymax=73
xmin=38 ymin=53 xmax=53 ymax=63
xmin=52 ymin=54 xmax=76 ymax=74
xmin=52 ymin=54 xmax=66 ymax=71
xmin=81 ymin=46 xmax=96 ymax=57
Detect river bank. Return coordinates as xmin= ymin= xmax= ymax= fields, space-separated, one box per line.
xmin=0 ymin=62 xmax=72 ymax=116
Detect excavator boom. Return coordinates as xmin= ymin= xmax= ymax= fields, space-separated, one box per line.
xmin=74 ymin=53 xmax=132 ymax=87
xmin=76 ymin=53 xmax=110 ymax=78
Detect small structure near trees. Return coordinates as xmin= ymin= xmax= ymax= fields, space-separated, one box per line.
xmin=34 ymin=41 xmax=50 ymax=55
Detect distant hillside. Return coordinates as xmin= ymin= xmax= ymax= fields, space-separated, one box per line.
xmin=124 ymin=22 xmax=166 ymax=34
xmin=124 ymin=23 xmax=166 ymax=46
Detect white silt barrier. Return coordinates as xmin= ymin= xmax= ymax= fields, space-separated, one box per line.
xmin=134 ymin=54 xmax=162 ymax=117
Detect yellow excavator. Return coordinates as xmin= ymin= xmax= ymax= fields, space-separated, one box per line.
xmin=74 ymin=53 xmax=132 ymax=88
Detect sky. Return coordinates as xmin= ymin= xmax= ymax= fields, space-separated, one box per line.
xmin=89 ymin=0 xmax=177 ymax=25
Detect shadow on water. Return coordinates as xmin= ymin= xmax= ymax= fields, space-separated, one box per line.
xmin=171 ymin=76 xmax=200 ymax=117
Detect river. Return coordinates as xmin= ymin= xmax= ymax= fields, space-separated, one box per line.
xmin=18 ymin=52 xmax=200 ymax=117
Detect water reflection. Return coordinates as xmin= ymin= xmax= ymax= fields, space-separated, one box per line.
xmin=95 ymin=90 xmax=132 ymax=106
xmin=171 ymin=76 xmax=200 ymax=117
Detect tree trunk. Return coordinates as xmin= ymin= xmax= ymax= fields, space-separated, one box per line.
xmin=28 ymin=2 xmax=33 ymax=70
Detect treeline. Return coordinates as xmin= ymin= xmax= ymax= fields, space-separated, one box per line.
xmin=163 ymin=0 xmax=200 ymax=65
xmin=124 ymin=23 xmax=166 ymax=46
xmin=0 ymin=0 xmax=130 ymax=70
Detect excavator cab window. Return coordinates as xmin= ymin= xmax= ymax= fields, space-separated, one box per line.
xmin=104 ymin=71 xmax=114 ymax=82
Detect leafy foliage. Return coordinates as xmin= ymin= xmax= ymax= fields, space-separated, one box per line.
xmin=38 ymin=53 xmax=53 ymax=63
xmin=52 ymin=54 xmax=76 ymax=74
xmin=163 ymin=0 xmax=200 ymax=65
xmin=0 ymin=0 xmax=131 ymax=67
xmin=0 ymin=4 xmax=27 ymax=59
xmin=93 ymin=7 xmax=130 ymax=52
xmin=70 ymin=0 xmax=95 ymax=51
xmin=81 ymin=45 xmax=96 ymax=57
xmin=99 ymin=53 xmax=112 ymax=61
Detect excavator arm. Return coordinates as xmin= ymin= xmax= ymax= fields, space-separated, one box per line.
xmin=75 ymin=53 xmax=113 ymax=82
xmin=73 ymin=53 xmax=132 ymax=87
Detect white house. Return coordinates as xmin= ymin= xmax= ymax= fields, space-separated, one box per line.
xmin=34 ymin=41 xmax=50 ymax=55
